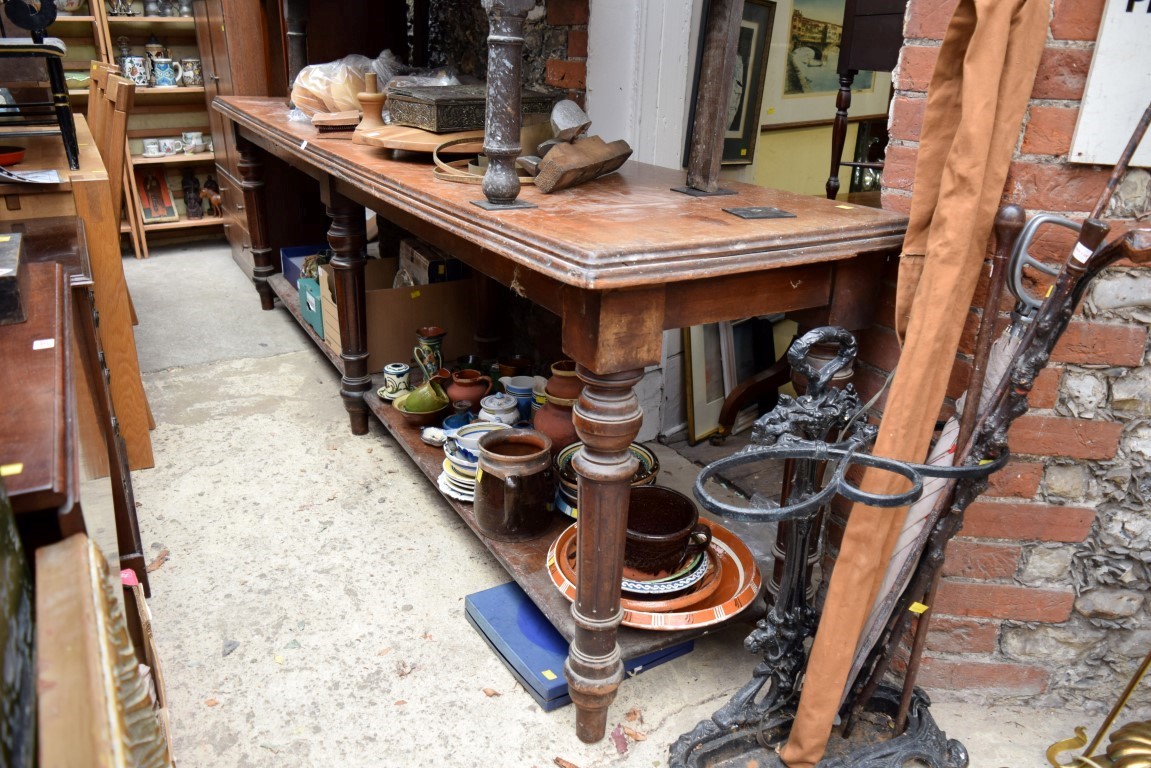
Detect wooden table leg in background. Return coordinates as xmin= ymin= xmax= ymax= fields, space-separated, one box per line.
xmin=237 ymin=136 xmax=276 ymax=311
xmin=567 ymin=366 xmax=644 ymax=742
xmin=322 ymin=185 xmax=370 ymax=435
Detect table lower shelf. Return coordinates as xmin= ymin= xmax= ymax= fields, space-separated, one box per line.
xmin=268 ymin=270 xmax=724 ymax=658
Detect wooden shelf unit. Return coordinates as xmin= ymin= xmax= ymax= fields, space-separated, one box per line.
xmin=73 ymin=0 xmax=217 ymax=258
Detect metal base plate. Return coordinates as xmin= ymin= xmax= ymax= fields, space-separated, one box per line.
xmin=724 ymin=206 xmax=797 ymax=220
xmin=671 ymin=185 xmax=739 ymax=197
xmin=471 ymin=198 xmax=537 ymax=210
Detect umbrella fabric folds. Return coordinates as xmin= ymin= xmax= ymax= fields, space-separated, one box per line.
xmin=779 ymin=1 xmax=1050 ymax=765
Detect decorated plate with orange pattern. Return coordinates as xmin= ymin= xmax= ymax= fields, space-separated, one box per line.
xmin=546 ymin=518 xmax=761 ymax=631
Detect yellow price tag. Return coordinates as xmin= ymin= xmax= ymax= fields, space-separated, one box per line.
xmin=410 ymin=290 xmax=421 ymax=299
xmin=910 ymin=601 xmax=929 ymax=615
xmin=0 ymin=236 xmax=10 ymax=242
xmin=0 ymin=463 xmax=23 ymax=477
xmin=541 ymin=669 xmax=557 ymax=681
xmin=474 ymin=468 xmax=483 ymax=483
xmin=836 ymin=205 xmax=854 ymax=210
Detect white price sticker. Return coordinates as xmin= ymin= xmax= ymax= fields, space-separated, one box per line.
xmin=32 ymin=339 xmax=55 ymax=351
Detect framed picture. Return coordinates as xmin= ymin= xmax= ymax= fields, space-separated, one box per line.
xmin=722 ymin=0 xmax=777 ymax=164
xmin=134 ymin=169 xmax=178 ymax=224
xmin=761 ymin=0 xmax=892 ymax=128
xmin=683 ymin=320 xmax=762 ymax=444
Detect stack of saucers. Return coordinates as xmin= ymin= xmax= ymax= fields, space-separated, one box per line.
xmin=438 ymin=441 xmax=478 ymax=502
xmin=553 ymin=442 xmax=660 ymax=519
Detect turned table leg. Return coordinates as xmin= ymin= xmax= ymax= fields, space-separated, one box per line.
xmin=236 ymin=136 xmax=275 ymax=311
xmin=566 ymin=365 xmax=644 ymax=743
xmin=324 ymin=190 xmax=371 ymax=435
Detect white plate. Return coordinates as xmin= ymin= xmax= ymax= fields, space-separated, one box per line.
xmin=437 ymin=473 xmax=474 ymax=502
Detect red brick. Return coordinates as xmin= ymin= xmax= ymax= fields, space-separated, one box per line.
xmin=984 ymin=461 xmax=1043 ymax=498
xmin=896 ymin=45 xmax=939 ymax=93
xmin=882 ymin=144 xmax=918 ymax=193
xmin=926 ymin=617 xmax=1000 ymax=654
xmin=1051 ymin=321 xmax=1147 ymax=366
xmin=920 ymin=657 xmax=1049 ymax=694
xmin=567 ymin=28 xmax=588 ymax=58
xmin=905 ymin=0 xmax=960 ymax=40
xmin=1031 ymin=47 xmax=1093 ymax=100
xmin=881 ymin=189 xmax=913 ymax=214
xmin=1051 ymin=0 xmax=1105 ymax=41
xmin=1006 ymin=161 xmax=1110 ymax=214
xmin=1022 ymin=223 xmax=1080 ymax=270
xmin=1028 ymin=367 xmax=1062 ymax=409
xmin=547 ymin=0 xmax=589 ymax=26
xmin=890 ymin=95 xmax=927 ymax=142
xmin=1009 ymin=413 xmax=1122 ymax=460
xmin=943 ymin=539 xmax=1022 ymax=580
xmin=545 ymin=59 xmax=586 ymax=90
xmin=935 ymin=581 xmax=1074 ymax=622
xmin=1022 ymin=106 xmax=1080 ymax=157
xmin=963 ymin=500 xmax=1096 ymax=542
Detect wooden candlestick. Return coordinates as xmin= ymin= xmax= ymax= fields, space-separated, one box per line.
xmin=357 ymin=71 xmax=386 ymax=132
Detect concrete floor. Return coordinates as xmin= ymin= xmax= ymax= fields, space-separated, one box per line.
xmin=123 ymin=241 xmax=1090 ymax=767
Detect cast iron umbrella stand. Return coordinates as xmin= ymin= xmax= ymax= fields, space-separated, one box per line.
xmin=669 ymin=220 xmax=1151 ymax=767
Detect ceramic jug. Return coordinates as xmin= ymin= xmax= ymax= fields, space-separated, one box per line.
xmin=445 ymin=369 xmax=492 ymax=413
xmin=477 ymin=393 xmax=519 ymax=425
xmin=474 ymin=429 xmax=554 ymax=542
xmin=532 ymin=393 xmax=579 ymax=457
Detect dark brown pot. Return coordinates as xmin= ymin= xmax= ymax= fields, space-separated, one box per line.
xmin=474 ymin=429 xmax=556 ymax=542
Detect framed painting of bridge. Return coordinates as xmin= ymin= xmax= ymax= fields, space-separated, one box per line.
xmin=760 ymin=0 xmax=892 ymax=129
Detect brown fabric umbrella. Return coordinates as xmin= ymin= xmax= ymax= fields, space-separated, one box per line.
xmin=779 ymin=1 xmax=1050 ymax=765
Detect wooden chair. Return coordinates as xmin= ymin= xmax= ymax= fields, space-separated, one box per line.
xmin=0 ymin=0 xmax=80 ymax=169
xmin=86 ymin=62 xmax=135 ymax=226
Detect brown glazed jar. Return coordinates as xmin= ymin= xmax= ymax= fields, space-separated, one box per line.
xmin=474 ymin=429 xmax=555 ymax=542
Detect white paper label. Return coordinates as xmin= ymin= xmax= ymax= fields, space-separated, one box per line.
xmin=1072 ymin=242 xmax=1093 ymax=264
xmin=306 ymin=293 xmax=316 ymax=312
xmin=32 ymin=339 xmax=55 ymax=350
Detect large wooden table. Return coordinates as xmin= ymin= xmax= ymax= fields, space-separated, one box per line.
xmin=214 ymin=95 xmax=907 ymax=742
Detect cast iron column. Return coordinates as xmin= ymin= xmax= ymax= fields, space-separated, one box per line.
xmin=478 ymin=0 xmax=534 ymax=209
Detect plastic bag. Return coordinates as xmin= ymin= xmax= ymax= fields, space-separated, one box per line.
xmin=290 ymin=50 xmax=403 ymax=117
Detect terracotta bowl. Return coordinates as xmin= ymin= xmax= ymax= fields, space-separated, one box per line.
xmin=391 ymin=392 xmax=449 ymax=428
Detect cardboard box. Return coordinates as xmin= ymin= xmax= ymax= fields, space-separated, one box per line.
xmin=299 ymin=277 xmax=324 ymax=339
xmin=280 ymin=244 xmax=326 ymax=288
xmin=399 ymin=238 xmax=469 ymax=285
xmin=318 ymin=257 xmax=476 ymax=372
xmin=318 ymin=264 xmax=341 ymax=357
xmin=465 ymin=581 xmax=693 ymax=711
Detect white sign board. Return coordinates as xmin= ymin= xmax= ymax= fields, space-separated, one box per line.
xmin=1069 ymin=0 xmax=1151 ymax=167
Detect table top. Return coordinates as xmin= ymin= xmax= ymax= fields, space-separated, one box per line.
xmin=215 ymin=97 xmax=907 ymax=292
xmin=0 ymin=116 xmax=106 ymax=196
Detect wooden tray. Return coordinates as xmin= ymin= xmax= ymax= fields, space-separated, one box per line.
xmin=353 ymin=124 xmax=485 ymax=154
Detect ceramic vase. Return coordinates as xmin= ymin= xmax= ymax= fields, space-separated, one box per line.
xmin=444 ymin=369 xmax=492 ymax=414
xmin=474 ymin=429 xmax=555 ymax=542
xmin=531 ymin=360 xmax=583 ymax=457
xmin=415 ymin=325 xmax=446 ymax=374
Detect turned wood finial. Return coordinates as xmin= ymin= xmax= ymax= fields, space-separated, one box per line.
xmin=358 ymin=71 xmax=386 ymax=132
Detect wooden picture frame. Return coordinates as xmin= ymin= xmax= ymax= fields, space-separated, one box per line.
xmin=722 ymin=0 xmax=777 ymax=164
xmin=760 ymin=0 xmax=892 ymax=129
xmin=684 ymin=320 xmax=761 ymax=444
xmin=134 ymin=169 xmax=178 ymax=224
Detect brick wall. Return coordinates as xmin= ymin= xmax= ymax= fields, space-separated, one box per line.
xmin=870 ymin=0 xmax=1151 ymax=709
xmin=426 ymin=0 xmax=588 ymax=105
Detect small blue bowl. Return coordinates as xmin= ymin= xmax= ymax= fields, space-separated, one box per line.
xmin=442 ymin=411 xmax=474 ymax=432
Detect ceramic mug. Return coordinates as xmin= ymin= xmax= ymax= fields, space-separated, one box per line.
xmin=474 ymin=429 xmax=554 ymax=542
xmin=381 ymin=363 xmax=411 ymax=399
xmin=151 ymin=57 xmax=182 ymax=87
xmin=624 ymin=486 xmax=712 ymax=576
xmin=181 ymin=130 xmax=203 ymax=146
xmin=182 ymin=141 xmax=205 ymax=155
xmin=120 ymin=55 xmax=149 ymax=87
xmin=180 ymin=57 xmax=203 ymax=87
xmin=158 ymin=137 xmax=184 ymax=155
xmin=141 ymin=138 xmax=161 ymax=157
